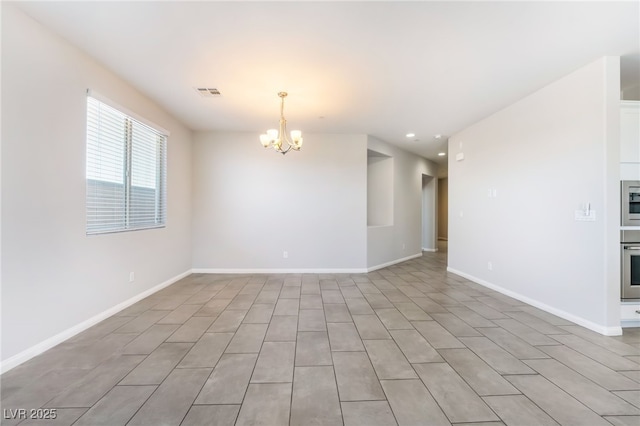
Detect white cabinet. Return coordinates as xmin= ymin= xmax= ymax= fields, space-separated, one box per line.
xmin=621 ymin=301 xmax=640 ymax=327
xmin=621 ymin=101 xmax=640 ymax=162
xmin=621 ymin=101 xmax=640 ymax=180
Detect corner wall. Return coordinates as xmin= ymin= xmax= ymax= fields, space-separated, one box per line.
xmin=448 ymin=57 xmax=621 ymax=334
xmin=1 ymin=4 xmax=193 ymax=367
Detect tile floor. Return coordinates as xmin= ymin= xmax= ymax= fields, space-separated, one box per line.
xmin=2 ymin=249 xmax=640 ymax=425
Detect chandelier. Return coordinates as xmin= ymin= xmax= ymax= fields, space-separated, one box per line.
xmin=259 ymin=92 xmax=303 ymax=155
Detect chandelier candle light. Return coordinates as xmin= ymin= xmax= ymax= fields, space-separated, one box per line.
xmin=259 ymin=92 xmax=303 ymax=155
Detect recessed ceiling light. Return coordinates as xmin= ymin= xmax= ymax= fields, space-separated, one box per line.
xmin=438 ymin=152 xmax=446 ymax=156
xmin=406 ymin=133 xmax=415 ymax=138
xmin=434 ymin=134 xmax=442 ymax=139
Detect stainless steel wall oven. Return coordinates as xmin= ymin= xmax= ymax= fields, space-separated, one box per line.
xmin=621 ymin=230 xmax=640 ymax=300
xmin=622 ymin=181 xmax=640 ymax=226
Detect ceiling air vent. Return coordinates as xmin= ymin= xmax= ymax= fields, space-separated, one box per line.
xmin=195 ymin=88 xmax=221 ymax=98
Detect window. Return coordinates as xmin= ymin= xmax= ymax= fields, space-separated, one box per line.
xmin=86 ymin=94 xmax=167 ymax=234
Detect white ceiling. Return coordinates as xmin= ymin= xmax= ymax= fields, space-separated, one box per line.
xmin=12 ymin=1 xmax=640 ymax=166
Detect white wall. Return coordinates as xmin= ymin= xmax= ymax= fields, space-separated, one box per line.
xmin=448 ymin=57 xmax=621 ymax=334
xmin=192 ymin=133 xmax=438 ymax=273
xmin=367 ymin=136 xmax=439 ymax=269
xmin=191 ymin=132 xmax=367 ymax=272
xmin=1 ymin=4 xmax=193 ymax=367
xmin=605 ymin=66 xmax=623 ymax=328
xmin=367 ymin=153 xmax=394 ymax=227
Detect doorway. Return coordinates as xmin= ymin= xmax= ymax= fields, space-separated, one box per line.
xmin=422 ymin=174 xmax=437 ymax=251
xmin=438 ymin=177 xmax=448 ymax=241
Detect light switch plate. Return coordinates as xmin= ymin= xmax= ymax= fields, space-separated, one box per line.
xmin=574 ymin=210 xmax=596 ymax=221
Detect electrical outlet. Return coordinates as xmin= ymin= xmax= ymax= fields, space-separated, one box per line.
xmin=402 ymin=243 xmax=405 ymax=250
xmin=283 ymin=251 xmax=288 ymax=259
xmin=129 ymin=272 xmax=135 ymax=282
xmin=487 ymin=262 xmax=493 ymax=271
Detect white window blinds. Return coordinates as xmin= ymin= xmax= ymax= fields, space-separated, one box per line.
xmin=86 ymin=95 xmax=167 ymax=234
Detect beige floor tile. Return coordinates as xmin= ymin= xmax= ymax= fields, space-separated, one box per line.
xmin=290 ymin=366 xmax=342 ymax=426
xmin=333 ymin=351 xmax=385 ymax=401
xmin=236 ymin=383 xmax=292 ymax=426
xmin=342 ymin=401 xmax=397 ymax=426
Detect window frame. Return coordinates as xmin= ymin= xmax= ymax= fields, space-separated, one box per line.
xmin=85 ymin=90 xmax=169 ymax=235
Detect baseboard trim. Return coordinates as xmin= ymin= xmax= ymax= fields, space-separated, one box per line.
xmin=192 ymin=268 xmax=368 ymax=274
xmin=0 ymin=269 xmax=192 ymax=375
xmin=367 ymin=253 xmax=423 ymax=272
xmin=194 ymin=254 xmax=425 ymax=275
xmin=422 ymin=247 xmax=438 ymax=252
xmin=446 ymin=267 xmax=623 ymax=336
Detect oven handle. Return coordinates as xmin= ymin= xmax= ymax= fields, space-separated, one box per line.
xmin=624 ymin=246 xmax=640 ymax=250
